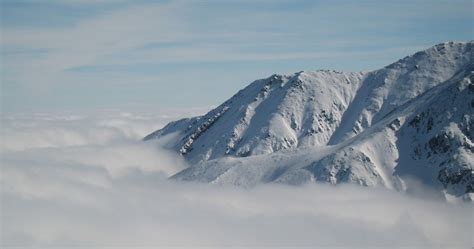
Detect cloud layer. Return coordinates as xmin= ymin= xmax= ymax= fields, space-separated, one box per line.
xmin=1 ymin=111 xmax=472 ymax=248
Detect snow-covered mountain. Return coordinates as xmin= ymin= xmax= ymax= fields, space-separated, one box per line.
xmin=145 ymin=41 xmax=473 ymax=199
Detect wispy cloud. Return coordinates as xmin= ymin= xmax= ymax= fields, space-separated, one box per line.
xmin=1 ymin=0 xmax=472 ymax=112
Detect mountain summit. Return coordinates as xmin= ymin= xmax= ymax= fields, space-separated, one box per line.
xmin=145 ymin=41 xmax=473 ymax=199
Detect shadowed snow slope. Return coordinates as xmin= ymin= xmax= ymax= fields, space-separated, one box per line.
xmin=145 ymin=41 xmax=474 ymax=199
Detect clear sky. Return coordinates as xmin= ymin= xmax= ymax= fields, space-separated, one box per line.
xmin=1 ymin=0 xmax=473 ymax=113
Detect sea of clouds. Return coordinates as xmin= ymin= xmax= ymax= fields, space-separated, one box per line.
xmin=1 ymin=110 xmax=472 ymax=248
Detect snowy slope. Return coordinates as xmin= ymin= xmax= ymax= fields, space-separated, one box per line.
xmin=395 ymin=69 xmax=474 ymax=198
xmin=145 ymin=41 xmax=473 ymax=199
xmin=277 ymin=65 xmax=473 ymax=197
xmin=146 ymin=71 xmax=365 ymax=163
xmin=329 ymin=41 xmax=472 ymax=144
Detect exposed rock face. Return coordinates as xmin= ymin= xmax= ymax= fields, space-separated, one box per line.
xmin=395 ymin=70 xmax=474 ymax=197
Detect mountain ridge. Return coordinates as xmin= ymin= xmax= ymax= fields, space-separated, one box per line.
xmin=145 ymin=41 xmax=473 ymax=199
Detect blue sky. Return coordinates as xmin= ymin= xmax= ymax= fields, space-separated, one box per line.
xmin=1 ymin=0 xmax=473 ymax=113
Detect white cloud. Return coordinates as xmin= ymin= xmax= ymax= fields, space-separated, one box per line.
xmin=1 ymin=111 xmax=472 ymax=248
xmin=0 ymin=109 xmax=205 ymax=151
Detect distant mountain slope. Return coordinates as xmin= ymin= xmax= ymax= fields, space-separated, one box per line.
xmin=145 ymin=41 xmax=473 ymax=199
